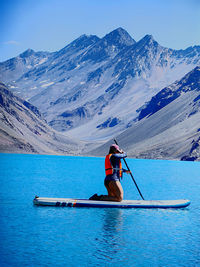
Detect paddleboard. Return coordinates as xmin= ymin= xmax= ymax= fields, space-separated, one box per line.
xmin=33 ymin=196 xmax=190 ymax=209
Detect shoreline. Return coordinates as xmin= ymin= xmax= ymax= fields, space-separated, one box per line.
xmin=1 ymin=150 xmax=198 ymax=162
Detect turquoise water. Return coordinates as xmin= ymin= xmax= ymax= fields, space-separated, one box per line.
xmin=0 ymin=153 xmax=200 ymax=267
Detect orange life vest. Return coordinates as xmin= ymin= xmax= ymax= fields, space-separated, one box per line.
xmin=105 ymin=154 xmax=122 ymax=177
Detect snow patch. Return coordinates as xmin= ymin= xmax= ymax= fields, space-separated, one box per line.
xmin=40 ymin=80 xmax=49 ymax=84
xmin=75 ymin=64 xmax=80 ymax=69
xmin=41 ymin=82 xmax=54 ymax=88
xmin=38 ymin=58 xmax=47 ymax=65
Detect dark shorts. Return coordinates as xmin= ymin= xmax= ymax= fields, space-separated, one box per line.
xmin=104 ymin=175 xmax=120 ymax=187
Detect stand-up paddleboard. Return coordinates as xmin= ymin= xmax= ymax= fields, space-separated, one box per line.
xmin=33 ymin=196 xmax=190 ymax=209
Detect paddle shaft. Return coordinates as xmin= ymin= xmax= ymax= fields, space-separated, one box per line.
xmin=114 ymin=139 xmax=145 ymax=200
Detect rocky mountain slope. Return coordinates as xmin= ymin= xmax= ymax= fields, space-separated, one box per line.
xmin=88 ymin=67 xmax=200 ymax=161
xmin=1 ymin=28 xmax=200 ymax=141
xmin=0 ymin=49 xmax=51 ymax=83
xmin=0 ymin=82 xmax=83 ymax=155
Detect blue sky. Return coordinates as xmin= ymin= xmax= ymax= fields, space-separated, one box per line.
xmin=1 ymin=0 xmax=200 ymax=62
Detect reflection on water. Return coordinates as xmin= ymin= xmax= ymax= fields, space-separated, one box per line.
xmin=91 ymin=206 xmax=197 ymax=266
xmin=93 ymin=209 xmax=124 ymax=263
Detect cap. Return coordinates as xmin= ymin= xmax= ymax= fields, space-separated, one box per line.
xmin=110 ymin=144 xmax=123 ymax=153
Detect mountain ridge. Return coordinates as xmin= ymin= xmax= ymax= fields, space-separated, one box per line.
xmin=0 ymin=82 xmax=84 ymax=155
xmin=88 ymin=66 xmax=200 ymax=161
xmin=1 ymin=27 xmax=200 ymax=146
xmin=138 ymin=66 xmax=200 ymax=120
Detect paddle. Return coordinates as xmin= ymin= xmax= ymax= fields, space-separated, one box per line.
xmin=114 ymin=139 xmax=145 ymax=200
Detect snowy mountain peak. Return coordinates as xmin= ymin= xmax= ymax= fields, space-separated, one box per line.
xmin=70 ymin=34 xmax=99 ymax=45
xmin=79 ymin=28 xmax=135 ymax=63
xmin=136 ymin=34 xmax=160 ymax=49
xmin=102 ymin=27 xmax=136 ymax=47
xmin=59 ymin=34 xmax=100 ymax=55
xmin=19 ymin=49 xmax=35 ymax=58
xmin=143 ymin=34 xmax=154 ymax=41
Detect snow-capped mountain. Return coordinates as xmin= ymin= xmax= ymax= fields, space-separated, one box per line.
xmin=0 ymin=49 xmax=51 ymax=83
xmin=138 ymin=66 xmax=200 ymax=121
xmin=89 ymin=66 xmax=200 ymax=161
xmin=0 ymin=82 xmax=82 ymax=155
xmin=1 ymin=27 xmax=200 ymax=141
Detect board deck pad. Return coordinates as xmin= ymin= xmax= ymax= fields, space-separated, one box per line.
xmin=33 ymin=197 xmax=190 ymax=209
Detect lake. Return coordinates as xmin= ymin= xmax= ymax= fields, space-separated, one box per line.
xmin=0 ymin=153 xmax=199 ymax=267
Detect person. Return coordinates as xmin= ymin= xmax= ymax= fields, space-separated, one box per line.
xmin=89 ymin=144 xmax=131 ymax=202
